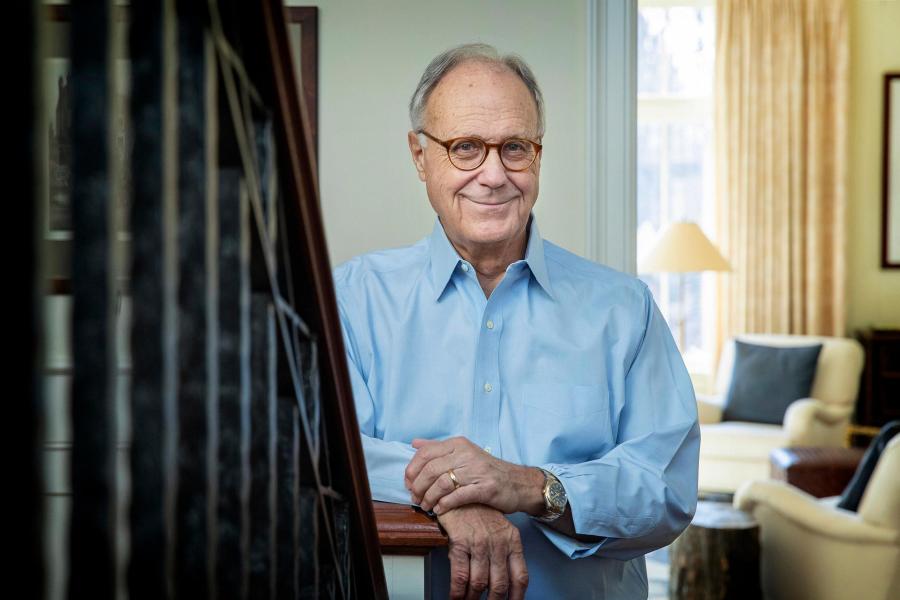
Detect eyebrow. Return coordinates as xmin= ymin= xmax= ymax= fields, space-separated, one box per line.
xmin=453 ymin=131 xmax=535 ymax=141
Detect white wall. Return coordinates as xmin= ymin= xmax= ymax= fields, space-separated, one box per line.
xmin=287 ymin=0 xmax=588 ymax=267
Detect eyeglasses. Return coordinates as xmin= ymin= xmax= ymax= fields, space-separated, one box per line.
xmin=417 ymin=129 xmax=542 ymax=172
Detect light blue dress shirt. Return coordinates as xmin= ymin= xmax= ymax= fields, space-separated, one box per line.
xmin=333 ymin=214 xmax=700 ymax=599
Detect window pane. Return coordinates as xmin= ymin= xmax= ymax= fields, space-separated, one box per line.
xmin=637 ymin=7 xmax=714 ymax=97
xmin=637 ymin=122 xmax=662 ymax=233
xmin=668 ymin=121 xmax=711 ymax=222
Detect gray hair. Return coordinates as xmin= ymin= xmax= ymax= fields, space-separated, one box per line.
xmin=409 ymin=43 xmax=545 ymax=137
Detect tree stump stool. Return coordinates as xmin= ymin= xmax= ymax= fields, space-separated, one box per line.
xmin=669 ymin=500 xmax=761 ymax=599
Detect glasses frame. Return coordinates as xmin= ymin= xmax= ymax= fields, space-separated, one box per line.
xmin=417 ymin=129 xmax=543 ymax=172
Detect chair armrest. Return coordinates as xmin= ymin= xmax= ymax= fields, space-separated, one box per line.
xmin=735 ymin=479 xmax=899 ymax=545
xmin=696 ymin=393 xmax=724 ymax=424
xmin=783 ymin=398 xmax=852 ymax=446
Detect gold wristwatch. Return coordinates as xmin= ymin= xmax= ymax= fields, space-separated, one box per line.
xmin=536 ymin=468 xmax=567 ymax=523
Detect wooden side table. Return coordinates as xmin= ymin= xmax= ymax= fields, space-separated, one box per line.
xmin=669 ymin=500 xmax=760 ymax=599
xmin=769 ymin=447 xmax=865 ymax=498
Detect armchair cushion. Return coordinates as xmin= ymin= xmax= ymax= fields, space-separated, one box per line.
xmin=722 ymin=341 xmax=823 ymax=425
xmin=701 ymin=421 xmax=787 ymax=460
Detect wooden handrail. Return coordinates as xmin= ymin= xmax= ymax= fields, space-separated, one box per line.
xmin=374 ymin=502 xmax=448 ymax=556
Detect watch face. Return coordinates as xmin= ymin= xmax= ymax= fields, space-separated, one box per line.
xmin=548 ymin=480 xmax=567 ymax=510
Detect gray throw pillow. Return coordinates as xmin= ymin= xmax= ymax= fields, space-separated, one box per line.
xmin=722 ymin=341 xmax=823 ymax=425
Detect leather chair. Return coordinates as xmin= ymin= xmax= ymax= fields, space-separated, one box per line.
xmin=697 ymin=334 xmax=865 ymax=493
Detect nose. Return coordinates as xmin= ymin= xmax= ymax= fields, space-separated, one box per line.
xmin=475 ymin=146 xmax=509 ymax=188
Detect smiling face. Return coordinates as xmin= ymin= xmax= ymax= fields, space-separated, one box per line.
xmin=408 ymin=60 xmax=542 ymax=258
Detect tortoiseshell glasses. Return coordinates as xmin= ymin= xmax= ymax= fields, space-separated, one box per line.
xmin=417 ymin=129 xmax=542 ymax=172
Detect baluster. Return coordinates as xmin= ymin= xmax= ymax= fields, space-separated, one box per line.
xmin=173 ymin=1 xmax=213 ymax=596
xmin=127 ymin=1 xmax=168 ymax=597
xmin=68 ymin=0 xmax=115 ymax=597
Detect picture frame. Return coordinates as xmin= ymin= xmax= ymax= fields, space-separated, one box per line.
xmin=43 ymin=5 xmax=132 ymax=242
xmin=44 ymin=6 xmax=72 ymax=241
xmin=43 ymin=5 xmax=131 ymax=291
xmin=882 ymin=72 xmax=900 ymax=269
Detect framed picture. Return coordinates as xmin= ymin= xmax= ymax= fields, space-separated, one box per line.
xmin=44 ymin=6 xmax=71 ymax=240
xmin=43 ymin=6 xmax=132 ymax=241
xmin=43 ymin=6 xmax=132 ymax=290
xmin=883 ymin=72 xmax=900 ymax=269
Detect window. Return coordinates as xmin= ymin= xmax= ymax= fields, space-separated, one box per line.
xmin=636 ymin=0 xmax=716 ymax=374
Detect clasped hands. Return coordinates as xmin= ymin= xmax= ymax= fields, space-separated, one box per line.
xmin=404 ymin=436 xmax=545 ymax=599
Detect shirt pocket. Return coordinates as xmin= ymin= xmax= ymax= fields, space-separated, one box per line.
xmin=521 ymin=382 xmax=611 ymax=465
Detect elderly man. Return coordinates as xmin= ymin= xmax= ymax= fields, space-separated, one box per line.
xmin=333 ymin=43 xmax=700 ymax=599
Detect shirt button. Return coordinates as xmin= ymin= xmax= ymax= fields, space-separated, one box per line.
xmin=484 ymin=446 xmax=492 ymax=455
xmin=461 ymin=263 xmax=470 ymax=272
xmin=483 ymin=382 xmax=493 ymax=393
xmin=486 ymin=319 xmax=494 ymax=330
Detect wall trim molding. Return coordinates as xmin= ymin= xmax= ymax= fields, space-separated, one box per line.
xmin=585 ymin=0 xmax=637 ymax=274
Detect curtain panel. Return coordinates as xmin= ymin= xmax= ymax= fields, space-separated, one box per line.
xmin=715 ymin=0 xmax=849 ymax=354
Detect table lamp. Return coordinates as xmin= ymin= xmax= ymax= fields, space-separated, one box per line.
xmin=638 ymin=221 xmax=730 ymax=351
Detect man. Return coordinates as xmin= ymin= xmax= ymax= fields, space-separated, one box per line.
xmin=333 ymin=43 xmax=700 ymax=599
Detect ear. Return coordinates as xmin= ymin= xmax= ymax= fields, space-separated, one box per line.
xmin=408 ymin=131 xmax=427 ymax=182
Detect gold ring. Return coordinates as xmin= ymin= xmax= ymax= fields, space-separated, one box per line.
xmin=447 ymin=469 xmax=461 ymax=490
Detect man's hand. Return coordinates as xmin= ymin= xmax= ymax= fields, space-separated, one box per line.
xmin=405 ymin=436 xmax=545 ymax=516
xmin=437 ymin=504 xmax=529 ymax=600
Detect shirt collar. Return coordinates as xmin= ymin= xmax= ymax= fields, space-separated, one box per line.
xmin=523 ymin=215 xmax=554 ymax=299
xmin=427 ymin=213 xmax=555 ymax=302
xmin=427 ymin=216 xmax=462 ymax=301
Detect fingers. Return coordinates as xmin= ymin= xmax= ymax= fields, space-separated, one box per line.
xmin=448 ymin=546 xmax=470 ymax=600
xmin=440 ymin=506 xmax=529 ymax=600
xmin=487 ymin=544 xmax=511 ymax=600
xmin=507 ymin=547 xmax=529 ymax=600
xmin=432 ymin=483 xmax=483 ymax=515
xmin=413 ymin=454 xmax=513 ymax=513
xmin=419 ymin=470 xmax=461 ymax=512
xmin=404 ymin=438 xmax=455 ymax=487
xmin=466 ymin=552 xmax=490 ymax=600
xmin=409 ymin=454 xmax=455 ymax=503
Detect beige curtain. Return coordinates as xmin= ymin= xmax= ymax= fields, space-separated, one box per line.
xmin=715 ymin=0 xmax=848 ymax=355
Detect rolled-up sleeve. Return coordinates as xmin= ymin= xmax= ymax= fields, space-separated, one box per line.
xmin=536 ymin=285 xmax=700 ymax=560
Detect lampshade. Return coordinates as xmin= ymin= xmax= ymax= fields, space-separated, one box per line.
xmin=639 ymin=221 xmax=730 ymax=274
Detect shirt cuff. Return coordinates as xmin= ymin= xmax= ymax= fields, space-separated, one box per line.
xmin=531 ymin=521 xmax=607 ymax=559
xmin=532 ymin=463 xmax=608 ymax=559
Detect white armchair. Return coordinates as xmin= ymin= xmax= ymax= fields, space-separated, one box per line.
xmin=698 ymin=334 xmax=865 ymax=493
xmin=735 ymin=436 xmax=900 ymax=600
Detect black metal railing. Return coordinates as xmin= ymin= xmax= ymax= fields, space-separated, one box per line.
xmin=30 ymin=2 xmax=386 ymax=598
